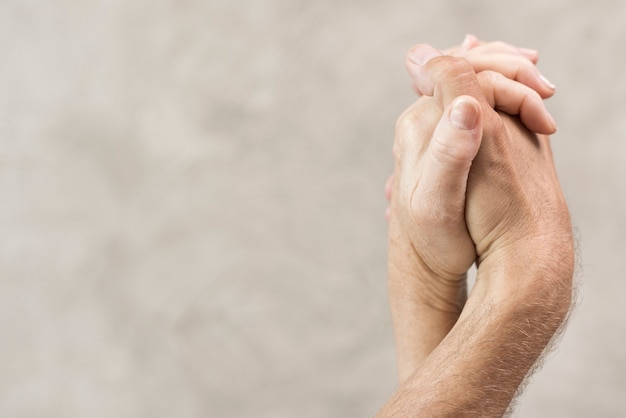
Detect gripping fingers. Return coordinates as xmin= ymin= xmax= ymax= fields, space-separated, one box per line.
xmin=405 ymin=43 xmax=557 ymax=135
xmin=478 ymin=71 xmax=556 ymax=135
xmin=463 ymin=53 xmax=555 ymax=98
xmin=446 ymin=35 xmax=539 ymax=63
xmin=406 ymin=44 xmax=484 ymax=106
xmin=462 ymin=39 xmax=539 ymax=64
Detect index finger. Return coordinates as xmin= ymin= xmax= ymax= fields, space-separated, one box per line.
xmin=406 ymin=44 xmax=487 ymax=109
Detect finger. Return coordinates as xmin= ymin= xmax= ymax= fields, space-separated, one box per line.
xmin=463 ymin=40 xmax=539 ymax=64
xmin=446 ymin=35 xmax=538 ymax=63
xmin=462 ymin=53 xmax=555 ymax=98
xmin=406 ymin=44 xmax=485 ymax=107
xmin=414 ymin=96 xmax=483 ymax=224
xmin=406 ymin=44 xmax=556 ymax=135
xmin=445 ymin=34 xmax=482 ymax=56
xmin=385 ymin=175 xmax=393 ymax=201
xmin=478 ymin=71 xmax=556 ymax=135
xmin=460 ymin=34 xmax=481 ymax=53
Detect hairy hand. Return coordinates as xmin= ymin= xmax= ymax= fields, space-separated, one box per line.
xmin=387 ymin=39 xmax=572 ymax=382
xmin=467 ymin=114 xmax=574 ymax=303
xmin=388 ymin=41 xmax=558 ymax=300
xmin=406 ymin=42 xmax=574 ymax=307
xmin=381 ymin=46 xmax=574 ymax=416
xmin=389 ymin=92 xmax=481 ymax=297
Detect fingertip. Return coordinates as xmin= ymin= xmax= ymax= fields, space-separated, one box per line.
xmin=539 ymin=90 xmax=556 ymax=99
xmin=407 ymin=44 xmax=444 ymax=67
xmin=544 ymin=112 xmax=558 ymax=135
xmin=532 ymin=69 xmax=556 ymax=98
xmin=531 ymin=122 xmax=557 ymax=136
xmin=406 ymin=45 xmax=442 ymax=96
xmin=406 ymin=44 xmax=445 ymax=97
xmin=519 ymin=106 xmax=558 ymax=135
xmin=539 ymin=73 xmax=556 ymax=90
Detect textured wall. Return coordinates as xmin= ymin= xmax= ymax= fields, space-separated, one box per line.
xmin=1 ymin=1 xmax=624 ymax=416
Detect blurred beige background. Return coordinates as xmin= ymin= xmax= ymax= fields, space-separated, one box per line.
xmin=1 ymin=0 xmax=624 ymax=417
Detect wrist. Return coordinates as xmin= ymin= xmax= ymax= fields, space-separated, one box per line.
xmin=470 ymin=236 xmax=575 ymax=324
xmin=388 ymin=236 xmax=467 ymax=314
xmin=388 ymin=238 xmax=468 ymax=382
xmin=390 ymin=250 xmax=574 ymax=416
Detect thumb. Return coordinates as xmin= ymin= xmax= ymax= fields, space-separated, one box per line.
xmin=415 ymin=96 xmax=483 ymax=218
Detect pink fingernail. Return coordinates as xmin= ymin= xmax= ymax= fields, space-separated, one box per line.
xmin=450 ymin=98 xmax=479 ymax=131
xmin=546 ymin=110 xmax=557 ymax=131
xmin=540 ymin=73 xmax=556 ymax=90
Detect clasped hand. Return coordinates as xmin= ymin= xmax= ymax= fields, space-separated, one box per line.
xmin=385 ymin=36 xmax=574 ymax=382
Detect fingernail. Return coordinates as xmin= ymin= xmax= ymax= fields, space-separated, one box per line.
xmin=540 ymin=73 xmax=556 ymax=90
xmin=450 ymin=98 xmax=479 ymax=131
xmin=409 ymin=45 xmax=443 ymax=66
xmin=546 ymin=110 xmax=557 ymax=131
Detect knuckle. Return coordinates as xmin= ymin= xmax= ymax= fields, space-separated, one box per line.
xmin=429 ymin=57 xmax=480 ymax=95
xmin=394 ymin=109 xmax=418 ymax=153
xmin=477 ymin=70 xmax=506 ymax=95
xmin=394 ymin=100 xmax=441 ymax=157
xmin=478 ymin=69 xmax=503 ymax=84
xmin=518 ymin=56 xmax=537 ymax=73
xmin=395 ymin=106 xmax=419 ymax=134
xmin=514 ymin=57 xmax=536 ymax=79
xmin=434 ymin=56 xmax=474 ymax=79
xmin=477 ymin=70 xmax=504 ymax=103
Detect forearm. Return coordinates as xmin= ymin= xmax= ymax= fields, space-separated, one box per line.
xmin=387 ymin=231 xmax=467 ymax=383
xmin=380 ymin=253 xmax=573 ymax=417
